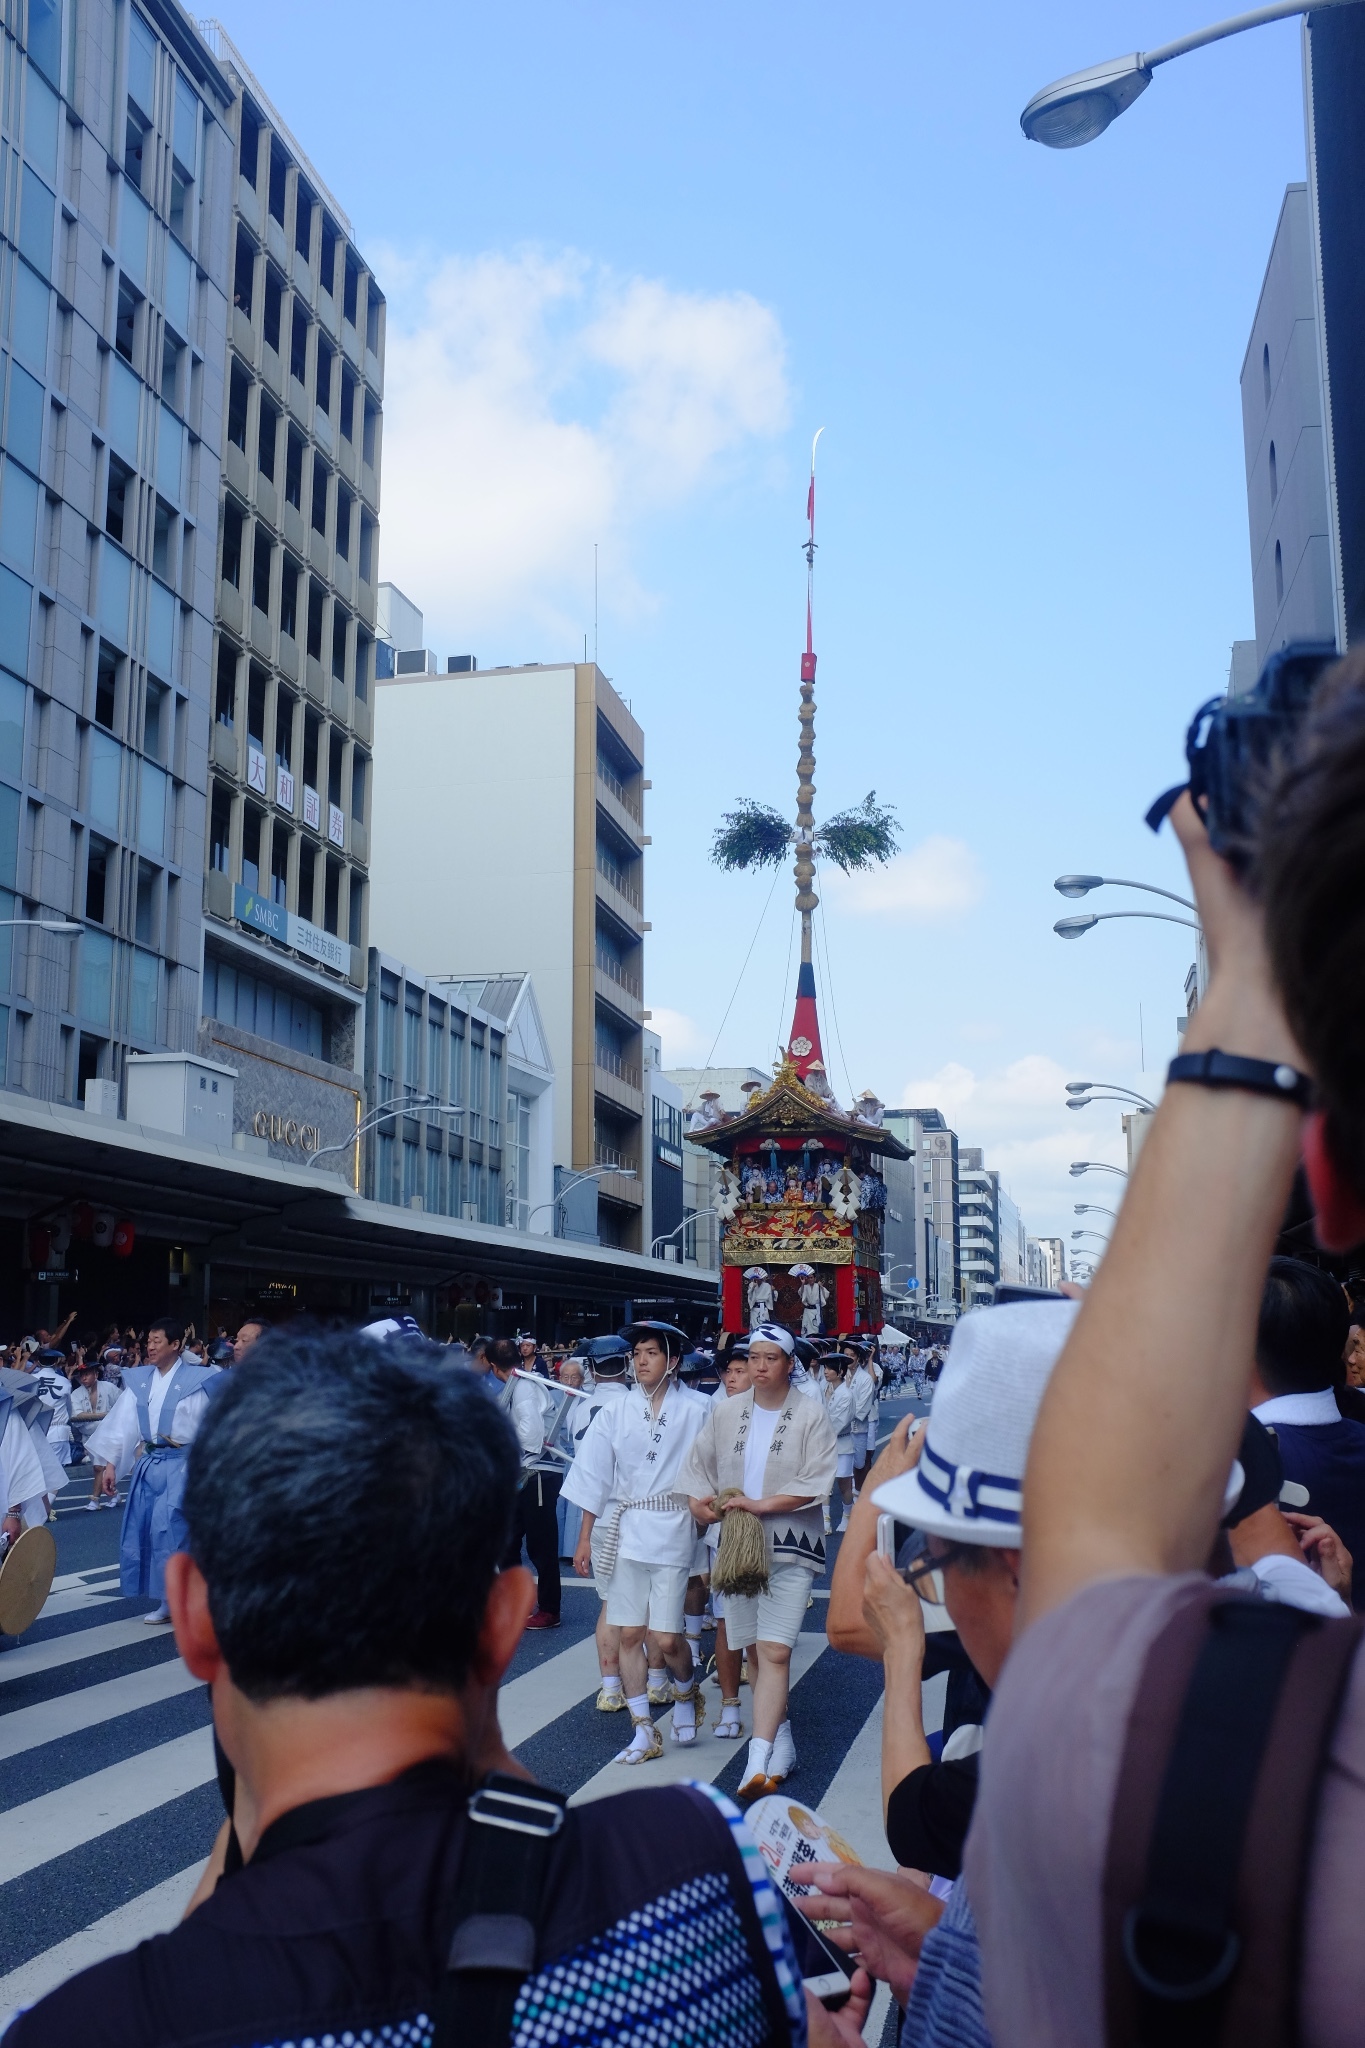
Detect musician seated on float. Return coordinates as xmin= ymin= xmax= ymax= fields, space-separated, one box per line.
xmin=5 ymin=1326 xmax=815 ymax=2048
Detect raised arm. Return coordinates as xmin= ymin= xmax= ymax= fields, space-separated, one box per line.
xmin=1020 ymin=796 xmax=1305 ymax=1630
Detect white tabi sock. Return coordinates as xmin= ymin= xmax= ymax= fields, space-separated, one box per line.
xmin=647 ymin=1666 xmax=668 ymax=1693
xmin=600 ymin=1674 xmax=623 ymax=1697
xmin=671 ymin=1680 xmax=696 ymax=1730
xmin=621 ymin=1696 xmax=656 ymax=1755
xmin=744 ymin=1736 xmax=773 ymax=1782
xmin=769 ymin=1719 xmax=796 ymax=1775
xmin=684 ymin=1615 xmax=703 ymax=1666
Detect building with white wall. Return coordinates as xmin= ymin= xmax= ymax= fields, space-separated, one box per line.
xmin=369 ymin=652 xmax=648 ymax=1250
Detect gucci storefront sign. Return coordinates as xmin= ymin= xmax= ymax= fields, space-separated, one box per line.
xmin=253 ymin=1110 xmax=322 ymax=1153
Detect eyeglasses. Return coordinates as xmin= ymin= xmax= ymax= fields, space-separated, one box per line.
xmin=895 ymin=1528 xmax=973 ymax=1605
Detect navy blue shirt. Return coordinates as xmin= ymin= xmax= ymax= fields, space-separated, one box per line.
xmin=1269 ymin=1414 xmax=1365 ymax=1608
xmin=6 ymin=1768 xmax=804 ymax=2048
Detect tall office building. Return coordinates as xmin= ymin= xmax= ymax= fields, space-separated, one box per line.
xmin=0 ymin=0 xmax=231 ymax=1103
xmin=195 ymin=24 xmax=383 ymax=1173
xmin=888 ymin=1107 xmax=959 ymax=1319
xmin=1239 ymin=184 xmax=1336 ymax=668
xmin=370 ymin=655 xmax=649 ymax=1250
xmin=957 ymin=1148 xmax=997 ymax=1309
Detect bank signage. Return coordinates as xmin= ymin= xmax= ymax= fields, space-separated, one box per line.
xmin=233 ymin=887 xmax=349 ymax=973
xmin=234 ymin=886 xmax=288 ymax=941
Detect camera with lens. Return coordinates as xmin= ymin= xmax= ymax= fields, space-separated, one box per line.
xmin=1146 ymin=642 xmax=1339 ymax=871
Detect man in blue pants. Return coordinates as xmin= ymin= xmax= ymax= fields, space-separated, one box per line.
xmin=86 ymin=1315 xmax=219 ymax=1624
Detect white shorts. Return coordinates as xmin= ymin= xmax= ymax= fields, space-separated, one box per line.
xmin=836 ymin=1452 xmax=855 ymax=1480
xmin=721 ymin=1561 xmax=817 ymax=1651
xmin=690 ymin=1533 xmax=710 ymax=1575
xmin=604 ymin=1557 xmax=690 ymax=1632
xmin=711 ymin=1589 xmax=726 ymax=1621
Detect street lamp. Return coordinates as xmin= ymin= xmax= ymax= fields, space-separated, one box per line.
xmin=1066 ymin=1081 xmax=1157 ymax=1110
xmin=1070 ymin=1160 xmax=1128 ymax=1178
xmin=309 ymin=1092 xmax=462 ymax=1169
xmin=1056 ymin=910 xmax=1201 ymax=941
xmin=1072 ymin=1228 xmax=1110 ymax=1243
xmin=527 ymin=1166 xmax=637 ymax=1235
xmin=650 ymin=1208 xmax=716 ymax=1259
xmin=1074 ymin=1202 xmax=1117 ymax=1219
xmin=1019 ymin=0 xmax=1359 ymax=150
xmin=0 ymin=918 xmax=81 ymax=931
xmin=1055 ymin=874 xmax=1196 ymax=911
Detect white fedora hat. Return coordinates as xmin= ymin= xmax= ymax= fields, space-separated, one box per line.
xmin=871 ymin=1299 xmax=1080 ymax=1546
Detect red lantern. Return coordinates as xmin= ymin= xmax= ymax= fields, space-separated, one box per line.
xmin=112 ymin=1219 xmax=136 ymax=1258
xmin=27 ymin=1224 xmax=51 ymax=1266
xmin=71 ymin=1202 xmax=95 ymax=1241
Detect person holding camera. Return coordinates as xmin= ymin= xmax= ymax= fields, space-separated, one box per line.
xmin=968 ymin=652 xmax=1365 ymax=2042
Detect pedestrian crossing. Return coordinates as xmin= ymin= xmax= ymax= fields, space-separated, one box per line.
xmin=0 ymin=1428 xmax=928 ymax=2035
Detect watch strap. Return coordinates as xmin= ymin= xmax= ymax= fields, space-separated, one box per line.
xmin=1167 ymin=1049 xmax=1313 ymax=1110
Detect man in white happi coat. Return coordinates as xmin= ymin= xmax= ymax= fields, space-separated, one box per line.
xmin=746 ymin=1273 xmax=775 ymax=1329
xmin=797 ymin=1277 xmax=829 ymax=1336
xmin=564 ymin=1320 xmax=707 ymax=1763
xmin=559 ymin=1337 xmax=633 ymax=1711
xmin=1 ymin=1389 xmax=50 ymax=1549
xmin=87 ymin=1315 xmax=218 ymax=1625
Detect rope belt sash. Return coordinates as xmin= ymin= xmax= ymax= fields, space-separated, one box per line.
xmin=594 ymin=1493 xmax=690 ymax=1582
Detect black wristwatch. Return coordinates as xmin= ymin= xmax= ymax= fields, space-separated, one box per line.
xmin=1166 ymin=1048 xmax=1313 ymax=1110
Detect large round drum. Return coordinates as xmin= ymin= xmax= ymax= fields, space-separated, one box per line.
xmin=0 ymin=1523 xmax=57 ymax=1636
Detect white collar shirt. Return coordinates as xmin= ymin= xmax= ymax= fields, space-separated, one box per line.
xmin=1252 ymin=1389 xmax=1343 ymax=1427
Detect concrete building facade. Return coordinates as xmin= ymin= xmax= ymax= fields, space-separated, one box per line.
xmin=195 ymin=23 xmax=382 ymax=1173
xmin=886 ymin=1107 xmax=958 ymax=1322
xmin=1240 ymin=184 xmax=1337 ymax=669
xmin=0 ymin=0 xmax=232 ymax=1108
xmin=369 ymin=657 xmax=649 ymax=1251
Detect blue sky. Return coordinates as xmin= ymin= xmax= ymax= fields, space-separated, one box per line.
xmin=216 ymin=0 xmax=1310 ymax=1246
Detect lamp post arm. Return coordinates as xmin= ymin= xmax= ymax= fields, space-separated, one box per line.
xmin=308 ymin=1093 xmax=451 ymax=1168
xmin=1092 ymin=910 xmax=1202 ymax=931
xmin=1095 ymin=877 xmax=1197 ymax=911
xmin=1143 ymin=0 xmax=1352 ymax=69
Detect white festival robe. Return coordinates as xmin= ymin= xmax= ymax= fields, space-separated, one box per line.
xmin=85 ymin=1370 xmax=212 ymax=1480
xmin=561 ymin=1381 xmax=706 ymax=1569
xmin=1 ymin=1407 xmax=49 ymax=1525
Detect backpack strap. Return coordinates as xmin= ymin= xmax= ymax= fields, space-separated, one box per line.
xmin=1104 ymin=1589 xmax=1363 ymax=2048
xmin=431 ymin=1772 xmax=569 ymax=2048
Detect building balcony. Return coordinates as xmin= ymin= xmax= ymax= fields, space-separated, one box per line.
xmin=594 ymin=1141 xmax=640 ymax=1174
xmin=596 ymin=1169 xmax=643 ymax=1209
xmin=594 ymin=1054 xmax=644 ymax=1116
xmin=595 ymin=849 xmax=642 ymax=917
xmin=595 ymin=960 xmax=642 ymax=1027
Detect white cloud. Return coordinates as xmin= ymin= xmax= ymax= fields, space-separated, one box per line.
xmin=376 ymin=250 xmax=789 ymax=642
xmin=649 ymin=1006 xmax=713 ymax=1067
xmin=899 ymin=1053 xmax=1130 ymax=1244
xmin=823 ymin=837 xmax=984 ymax=923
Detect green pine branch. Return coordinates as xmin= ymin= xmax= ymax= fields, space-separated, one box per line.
xmin=711 ymin=799 xmax=793 ymax=872
xmin=814 ymin=792 xmax=901 ymax=873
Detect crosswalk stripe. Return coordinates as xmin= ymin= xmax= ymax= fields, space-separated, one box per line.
xmin=0 ymin=1659 xmax=204 ymax=1761
xmin=0 ymin=1617 xmax=167 ymax=1685
xmin=570 ymin=1631 xmax=830 ymax=1807
xmin=0 ymin=1863 xmax=202 ymax=2032
xmin=498 ymin=1634 xmax=604 ymax=1749
xmin=6 ymin=1728 xmax=216 ymax=1883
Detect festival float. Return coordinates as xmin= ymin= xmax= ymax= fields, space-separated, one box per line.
xmin=690 ymin=435 xmax=910 ymax=1339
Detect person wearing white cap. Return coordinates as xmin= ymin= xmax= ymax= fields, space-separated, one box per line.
xmin=682 ymin=1322 xmax=837 ymax=1802
xmin=794 ymin=1297 xmax=1080 ymax=2048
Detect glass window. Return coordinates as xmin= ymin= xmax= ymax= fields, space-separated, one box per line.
xmin=138 ymin=757 xmax=166 ymax=856
xmin=11 ymin=268 xmax=49 ymax=379
xmin=449 ymin=1027 xmax=463 ymax=1105
xmin=19 ymin=167 xmax=55 ymax=276
xmin=376 ymin=1129 xmax=394 ymax=1202
xmin=88 ymin=727 xmax=120 ymax=833
xmin=23 ymin=71 xmax=59 ymax=182
xmin=146 ymin=580 xmax=174 ymax=675
xmin=426 ymin=1145 xmax=444 ymax=1216
xmin=165 ymin=240 xmax=191 ymax=340
xmin=27 ymin=0 xmax=64 ymax=85
xmin=79 ymin=928 xmax=113 ymax=1029
xmin=0 ymin=563 xmax=31 ymax=676
xmin=0 ymin=670 xmax=25 ymax=784
xmin=484 ymin=1166 xmax=500 ymax=1227
xmin=0 ymin=784 xmax=18 ymax=889
xmin=428 ymin=1017 xmax=443 ymax=1101
xmin=118 ymin=185 xmax=150 ymax=291
xmin=378 ymin=995 xmax=397 ymax=1084
xmin=173 ymin=76 xmax=199 ymax=172
xmin=107 ymin=354 xmax=140 ymax=463
xmin=157 ymin=404 xmax=184 ymax=503
xmin=467 ymin=1159 xmax=482 ymax=1219
xmin=404 ymin=1002 xmax=421 ymax=1099
xmin=98 ymin=539 xmax=130 ymax=646
xmin=130 ymin=947 xmax=158 ymax=1041
xmin=0 ymin=459 xmax=39 ymax=574
xmin=402 ymin=1137 xmax=419 ymax=1205
xmin=126 ymin=9 xmax=155 ymax=116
